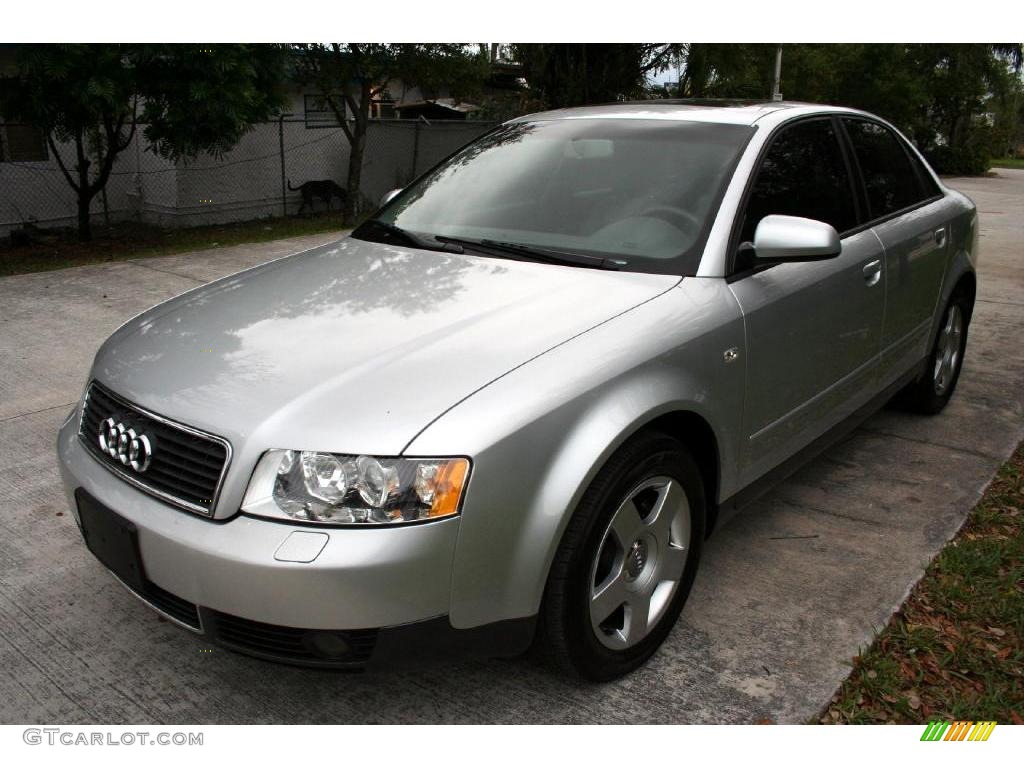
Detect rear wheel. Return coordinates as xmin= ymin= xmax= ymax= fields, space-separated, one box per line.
xmin=537 ymin=431 xmax=705 ymax=681
xmin=895 ymin=290 xmax=971 ymax=415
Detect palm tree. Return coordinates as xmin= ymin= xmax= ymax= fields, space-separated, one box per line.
xmin=991 ymin=43 xmax=1023 ymax=71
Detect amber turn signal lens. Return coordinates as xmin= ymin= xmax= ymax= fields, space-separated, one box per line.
xmin=429 ymin=458 xmax=470 ymax=518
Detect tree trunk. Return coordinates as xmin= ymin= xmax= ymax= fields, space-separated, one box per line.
xmin=343 ymin=79 xmax=373 ymax=225
xmin=74 ymin=131 xmax=94 ymax=242
xmin=684 ymin=45 xmax=707 ymax=97
xmin=345 ymin=127 xmax=366 ymax=224
xmin=76 ymin=193 xmax=93 ymax=242
xmin=49 ymin=123 xmax=127 ymax=243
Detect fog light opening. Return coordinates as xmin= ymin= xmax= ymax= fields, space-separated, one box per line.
xmin=302 ymin=631 xmax=352 ymax=660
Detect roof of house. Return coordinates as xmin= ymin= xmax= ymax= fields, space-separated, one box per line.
xmin=395 ymin=98 xmax=481 ymax=114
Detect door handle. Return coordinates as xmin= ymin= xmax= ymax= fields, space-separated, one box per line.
xmin=862 ymin=259 xmax=882 ymax=287
xmin=934 ymin=228 xmax=947 ymax=247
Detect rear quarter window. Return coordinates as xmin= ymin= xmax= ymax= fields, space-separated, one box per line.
xmin=906 ymin=146 xmax=942 ymax=200
xmin=842 ymin=119 xmax=930 ymax=220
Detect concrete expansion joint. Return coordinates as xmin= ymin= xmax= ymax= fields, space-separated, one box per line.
xmin=859 ymin=427 xmax=1005 ymax=462
xmin=0 ymin=402 xmax=76 ymax=424
xmin=125 ymin=260 xmax=207 ymax=284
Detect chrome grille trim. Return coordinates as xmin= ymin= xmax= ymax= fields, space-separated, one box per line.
xmin=77 ymin=380 xmax=232 ymax=516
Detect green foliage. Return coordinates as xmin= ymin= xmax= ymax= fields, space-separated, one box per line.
xmin=133 ymin=45 xmax=287 ymax=161
xmin=512 ymin=42 xmax=1023 ymax=174
xmin=774 ymin=45 xmax=933 ymax=141
xmin=679 ymin=43 xmax=776 ymax=98
xmin=917 ymin=44 xmax=1018 ymax=174
xmin=674 ymin=43 xmax=1024 ymax=176
xmin=293 ymin=44 xmax=489 ymax=222
xmin=928 ymin=135 xmax=995 ymax=176
xmin=512 ymin=44 xmax=681 ymax=108
xmin=294 ymin=43 xmax=489 ymax=128
xmin=0 ymin=44 xmax=287 ymax=239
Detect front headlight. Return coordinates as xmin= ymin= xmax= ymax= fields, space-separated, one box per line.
xmin=241 ymin=450 xmax=470 ymax=526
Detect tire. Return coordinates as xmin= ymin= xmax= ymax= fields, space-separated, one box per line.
xmin=537 ymin=430 xmax=705 ymax=681
xmin=894 ymin=289 xmax=972 ymax=415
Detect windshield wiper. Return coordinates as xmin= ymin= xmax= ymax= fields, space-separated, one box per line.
xmin=354 ymin=219 xmax=465 ymax=254
xmin=356 ymin=222 xmax=626 ymax=270
xmin=435 ymin=236 xmax=625 ymax=271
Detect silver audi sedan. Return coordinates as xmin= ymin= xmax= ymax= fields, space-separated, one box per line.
xmin=57 ymin=101 xmax=977 ymax=680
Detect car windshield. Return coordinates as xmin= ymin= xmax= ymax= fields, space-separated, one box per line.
xmin=355 ymin=118 xmax=755 ymax=275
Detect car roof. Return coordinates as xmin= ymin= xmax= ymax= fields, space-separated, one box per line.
xmin=510 ymin=100 xmax=859 ymax=126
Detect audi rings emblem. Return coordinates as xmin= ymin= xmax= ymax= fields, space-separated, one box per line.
xmin=98 ymin=417 xmax=153 ymax=472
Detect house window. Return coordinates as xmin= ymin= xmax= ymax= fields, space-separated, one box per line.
xmin=304 ymin=94 xmax=343 ymax=129
xmin=0 ymin=123 xmax=48 ymax=162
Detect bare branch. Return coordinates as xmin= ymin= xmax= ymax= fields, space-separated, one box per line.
xmin=89 ymin=147 xmax=119 ymax=198
xmin=46 ymin=133 xmax=80 ymax=193
xmin=342 ymin=90 xmax=361 ymax=124
xmin=325 ymin=93 xmax=353 ymax=144
xmin=112 ymin=105 xmax=136 ymax=153
xmin=638 ymin=44 xmax=679 ymax=75
xmin=119 ymin=102 xmax=138 ymax=152
xmin=89 ymin=112 xmax=130 ymax=197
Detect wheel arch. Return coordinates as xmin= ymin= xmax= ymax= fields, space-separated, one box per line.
xmin=638 ymin=410 xmax=722 ymax=536
xmin=952 ymin=269 xmax=977 ymax=318
xmin=929 ymin=247 xmax=977 ymax=353
xmin=526 ymin=403 xmax=726 ymax=622
xmin=436 ymin=391 xmax=737 ymax=630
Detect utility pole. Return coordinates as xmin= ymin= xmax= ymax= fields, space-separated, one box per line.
xmin=771 ymin=44 xmax=784 ymax=101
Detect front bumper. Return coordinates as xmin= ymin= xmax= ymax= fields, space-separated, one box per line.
xmin=57 ymin=411 xmax=525 ymax=667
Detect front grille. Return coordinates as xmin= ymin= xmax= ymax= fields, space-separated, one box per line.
xmin=78 ymin=381 xmax=231 ymax=515
xmin=205 ymin=610 xmax=378 ymax=667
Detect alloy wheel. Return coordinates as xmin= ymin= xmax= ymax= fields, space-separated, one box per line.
xmin=588 ymin=476 xmax=691 ymax=650
xmin=933 ymin=304 xmax=963 ymax=395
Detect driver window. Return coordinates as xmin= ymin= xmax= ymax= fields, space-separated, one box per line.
xmin=735 ymin=119 xmax=857 ymax=273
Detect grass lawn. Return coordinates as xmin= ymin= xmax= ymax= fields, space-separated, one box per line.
xmin=822 ymin=442 xmax=1024 ymax=724
xmin=0 ymin=213 xmax=351 ymax=278
xmin=990 ymin=157 xmax=1024 ymax=170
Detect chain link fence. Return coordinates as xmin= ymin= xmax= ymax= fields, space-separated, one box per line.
xmin=0 ymin=118 xmax=499 ymax=238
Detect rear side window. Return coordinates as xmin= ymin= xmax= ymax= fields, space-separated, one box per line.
xmin=907 ymin=148 xmax=941 ymax=199
xmin=739 ymin=118 xmax=857 ymax=245
xmin=842 ymin=119 xmax=926 ymax=219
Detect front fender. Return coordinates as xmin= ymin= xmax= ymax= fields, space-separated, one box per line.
xmin=405 ymin=279 xmax=745 ymax=629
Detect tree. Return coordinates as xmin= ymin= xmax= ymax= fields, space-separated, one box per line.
xmin=920 ymin=44 xmax=1023 ymax=173
xmin=513 ymin=44 xmax=682 ymax=108
xmin=0 ymin=44 xmax=287 ymax=241
xmin=678 ymin=43 xmax=775 ymax=98
xmin=294 ymin=44 xmax=489 ymax=223
xmin=990 ymin=68 xmax=1024 ymax=158
xmin=675 ymin=43 xmax=1024 ymax=173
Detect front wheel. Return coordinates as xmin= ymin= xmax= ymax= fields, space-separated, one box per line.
xmin=537 ymin=431 xmax=705 ymax=681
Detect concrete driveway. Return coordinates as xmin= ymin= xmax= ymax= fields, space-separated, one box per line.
xmin=1 ymin=172 xmax=1021 ymax=724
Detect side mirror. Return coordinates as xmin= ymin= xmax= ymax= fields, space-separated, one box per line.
xmin=380 ymin=188 xmax=402 ymax=207
xmin=752 ymin=215 xmax=841 ymax=262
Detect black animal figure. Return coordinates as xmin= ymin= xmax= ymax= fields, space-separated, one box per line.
xmin=288 ymin=179 xmax=348 ymax=215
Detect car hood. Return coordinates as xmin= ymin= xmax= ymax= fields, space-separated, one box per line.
xmin=92 ymin=237 xmax=679 ymax=458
